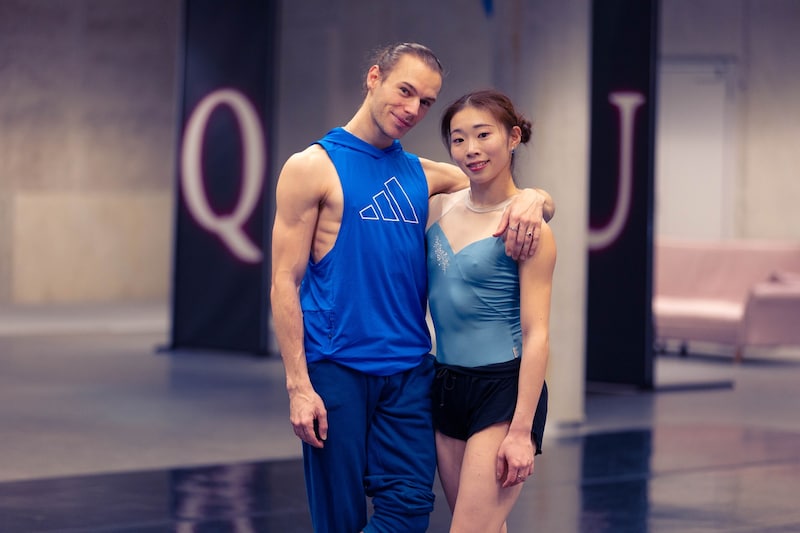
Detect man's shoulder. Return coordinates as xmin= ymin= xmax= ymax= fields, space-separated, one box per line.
xmin=293 ymin=142 xmax=328 ymax=160
xmin=283 ymin=143 xmax=330 ymax=172
xmin=276 ymin=145 xmax=339 ymax=199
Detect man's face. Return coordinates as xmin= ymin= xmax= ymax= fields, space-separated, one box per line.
xmin=367 ymin=54 xmax=443 ymax=141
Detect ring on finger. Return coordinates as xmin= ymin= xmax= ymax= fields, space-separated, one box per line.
xmin=509 ymin=225 xmax=519 ymax=232
xmin=526 ymin=231 xmax=533 ymax=237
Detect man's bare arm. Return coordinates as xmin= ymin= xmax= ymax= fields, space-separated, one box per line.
xmin=419 ymin=157 xmax=469 ymax=196
xmin=419 ymin=157 xmax=554 ymax=218
xmin=270 ymin=150 xmax=330 ymax=448
xmin=420 ymin=157 xmax=556 ymax=258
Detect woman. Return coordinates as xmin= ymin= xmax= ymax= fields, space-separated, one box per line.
xmin=427 ymin=89 xmax=556 ymax=532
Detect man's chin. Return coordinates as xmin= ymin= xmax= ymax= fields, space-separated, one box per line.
xmin=387 ymin=117 xmax=413 ymax=138
xmin=392 ymin=124 xmax=412 ymax=139
xmin=380 ymin=127 xmax=406 ymax=142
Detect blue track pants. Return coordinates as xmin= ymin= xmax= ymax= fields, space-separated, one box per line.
xmin=303 ymin=357 xmax=436 ymax=533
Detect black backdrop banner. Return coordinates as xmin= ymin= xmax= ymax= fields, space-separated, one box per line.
xmin=586 ymin=0 xmax=658 ymax=387
xmin=170 ymin=0 xmax=279 ymax=354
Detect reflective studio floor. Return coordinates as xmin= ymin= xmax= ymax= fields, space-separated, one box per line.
xmin=1 ymin=303 xmax=800 ymax=532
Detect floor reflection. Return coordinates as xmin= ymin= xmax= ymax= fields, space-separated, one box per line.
xmin=171 ymin=461 xmax=311 ymax=532
xmin=1 ymin=425 xmax=800 ymax=532
xmin=580 ymin=430 xmax=651 ymax=532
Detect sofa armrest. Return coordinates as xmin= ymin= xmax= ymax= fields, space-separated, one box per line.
xmin=740 ymin=279 xmax=800 ymax=347
xmin=767 ymin=270 xmax=800 ymax=284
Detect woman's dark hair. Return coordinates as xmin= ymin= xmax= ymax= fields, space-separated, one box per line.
xmin=440 ymin=89 xmax=532 ymax=154
xmin=363 ymin=42 xmax=444 ymax=93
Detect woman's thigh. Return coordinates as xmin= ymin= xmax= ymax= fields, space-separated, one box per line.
xmin=436 ymin=431 xmax=466 ymax=512
xmin=450 ymin=423 xmax=524 ymax=533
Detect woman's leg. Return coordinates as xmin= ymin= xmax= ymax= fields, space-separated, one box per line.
xmin=435 ymin=430 xmax=467 ymax=513
xmin=449 ymin=422 xmax=525 ymax=533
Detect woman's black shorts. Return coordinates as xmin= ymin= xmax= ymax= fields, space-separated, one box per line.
xmin=431 ymin=358 xmax=548 ymax=455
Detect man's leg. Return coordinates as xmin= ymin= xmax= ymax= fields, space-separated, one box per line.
xmin=304 ymin=361 xmax=370 ymax=533
xmin=364 ymin=357 xmax=436 ymax=533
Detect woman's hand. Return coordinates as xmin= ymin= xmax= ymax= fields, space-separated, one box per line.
xmin=496 ymin=429 xmax=535 ymax=488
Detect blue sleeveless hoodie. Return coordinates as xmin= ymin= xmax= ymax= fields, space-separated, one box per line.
xmin=300 ymin=128 xmax=431 ymax=376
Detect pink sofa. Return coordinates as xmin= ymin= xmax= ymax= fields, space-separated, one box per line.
xmin=653 ymin=239 xmax=800 ymax=361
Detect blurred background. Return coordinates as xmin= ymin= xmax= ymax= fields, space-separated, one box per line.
xmin=2 ymin=0 xmax=798 ymax=306
xmin=1 ymin=0 xmax=799 ymax=434
xmin=1 ymin=2 xmax=800 ymax=530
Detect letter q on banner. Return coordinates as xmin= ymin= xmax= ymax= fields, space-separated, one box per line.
xmin=180 ymin=88 xmax=266 ymax=263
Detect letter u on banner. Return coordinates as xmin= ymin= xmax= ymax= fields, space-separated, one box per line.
xmin=586 ymin=0 xmax=657 ymax=387
xmin=589 ymin=92 xmax=646 ymax=251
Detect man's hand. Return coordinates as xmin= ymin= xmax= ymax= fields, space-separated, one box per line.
xmin=288 ymin=388 xmax=328 ymax=448
xmin=494 ymin=188 xmax=548 ymax=260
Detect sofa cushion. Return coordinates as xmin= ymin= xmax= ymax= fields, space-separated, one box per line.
xmin=653 ymin=297 xmax=742 ymax=345
xmin=655 ymin=240 xmax=800 ymax=302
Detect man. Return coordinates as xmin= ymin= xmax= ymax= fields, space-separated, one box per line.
xmin=270 ymin=42 xmax=554 ymax=532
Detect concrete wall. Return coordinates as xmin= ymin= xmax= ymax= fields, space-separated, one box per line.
xmin=660 ymin=0 xmax=800 ymax=239
xmin=3 ymin=0 xmax=798 ymax=301
xmin=0 ymin=0 xmax=180 ymax=304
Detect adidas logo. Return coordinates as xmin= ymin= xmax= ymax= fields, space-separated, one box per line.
xmin=359 ymin=177 xmax=419 ymax=224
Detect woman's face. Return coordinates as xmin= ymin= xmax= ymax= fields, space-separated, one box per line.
xmin=447 ymin=106 xmax=517 ymax=185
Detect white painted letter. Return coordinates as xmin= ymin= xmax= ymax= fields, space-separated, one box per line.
xmin=589 ymin=92 xmax=645 ymax=250
xmin=181 ymin=89 xmax=266 ymax=263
